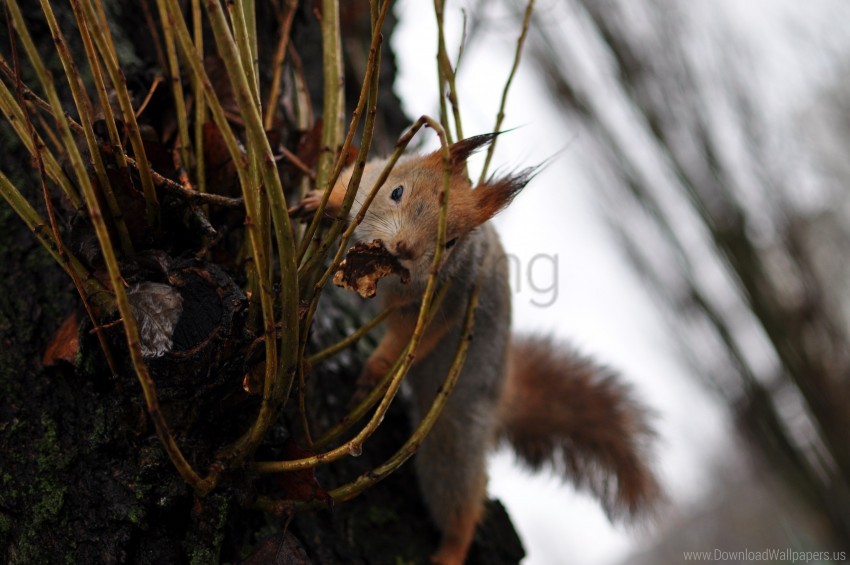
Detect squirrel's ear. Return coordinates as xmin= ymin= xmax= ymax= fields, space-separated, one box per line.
xmin=448 ymin=133 xmax=499 ymax=170
xmin=473 ymin=167 xmax=537 ymax=225
xmin=424 ymin=132 xmax=500 ymax=176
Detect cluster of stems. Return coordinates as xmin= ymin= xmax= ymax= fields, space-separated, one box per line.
xmin=0 ymin=0 xmax=535 ymax=511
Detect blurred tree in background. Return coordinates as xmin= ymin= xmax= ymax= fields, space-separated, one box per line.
xmin=515 ymin=0 xmax=850 ymax=554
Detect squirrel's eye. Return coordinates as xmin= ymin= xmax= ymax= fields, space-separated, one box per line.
xmin=445 ymin=238 xmax=457 ymax=249
xmin=390 ymin=185 xmax=404 ymax=202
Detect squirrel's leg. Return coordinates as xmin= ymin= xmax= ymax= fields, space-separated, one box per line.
xmin=357 ymin=310 xmax=456 ymax=397
xmin=414 ymin=393 xmax=497 ymax=565
xmin=357 ymin=331 xmax=404 ymax=398
xmin=356 ymin=312 xmax=411 ymax=398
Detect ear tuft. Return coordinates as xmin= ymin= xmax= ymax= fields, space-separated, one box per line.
xmin=448 ymin=132 xmax=501 ymax=171
xmin=474 ymin=166 xmax=538 ymax=225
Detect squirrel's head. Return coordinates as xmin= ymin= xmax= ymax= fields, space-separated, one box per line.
xmin=349 ymin=133 xmax=535 ymax=277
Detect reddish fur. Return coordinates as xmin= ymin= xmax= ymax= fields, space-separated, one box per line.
xmin=498 ymin=336 xmax=662 ymax=519
xmin=421 ymin=136 xmax=537 ymax=238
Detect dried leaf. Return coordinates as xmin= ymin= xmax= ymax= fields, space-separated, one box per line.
xmin=333 ymin=240 xmax=411 ymax=298
xmin=295 ymin=119 xmax=323 ymax=170
xmin=43 ymin=312 xmax=80 ymax=367
xmin=203 ymin=122 xmax=241 ymax=197
xmin=272 ymin=440 xmax=331 ymax=504
xmin=242 ymin=361 xmax=264 ymax=395
xmin=239 ymin=531 xmax=310 ymax=565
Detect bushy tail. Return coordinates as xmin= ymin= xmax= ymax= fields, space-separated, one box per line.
xmin=496 ymin=335 xmax=662 ymax=520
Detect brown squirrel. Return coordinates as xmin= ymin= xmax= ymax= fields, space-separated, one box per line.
xmin=299 ymin=133 xmax=661 ymax=564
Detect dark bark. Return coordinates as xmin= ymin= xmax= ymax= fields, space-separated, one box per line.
xmin=0 ymin=2 xmax=523 ymax=564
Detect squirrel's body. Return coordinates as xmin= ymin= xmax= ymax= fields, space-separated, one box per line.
xmin=302 ymin=134 xmax=660 ymax=564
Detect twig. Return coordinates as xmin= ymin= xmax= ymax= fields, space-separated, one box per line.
xmin=69 ymin=0 xmax=142 ymax=253
xmin=39 ymin=0 xmax=135 ymax=257
xmin=150 ymin=169 xmax=244 ymax=208
xmin=264 ymin=0 xmax=298 ymax=130
xmin=307 ymin=306 xmax=394 ymax=366
xmin=78 ymin=0 xmax=161 ymax=231
xmin=228 ymin=0 xmax=261 ymax=108
xmin=1 ymin=56 xmax=241 ymax=215
xmin=479 ymin=0 xmax=535 ymax=183
xmin=287 ymin=43 xmax=313 ymax=130
xmin=0 ymin=171 xmax=110 ymax=312
xmin=315 ymin=0 xmax=345 ymax=196
xmin=33 ymin=111 xmax=62 ymax=152
xmin=294 ymin=13 xmax=386 ymax=417
xmin=165 ymin=0 xmax=277 ymax=466
xmin=140 ymin=0 xmax=168 ymax=73
xmin=0 ymin=57 xmax=82 ymax=209
xmin=191 ymin=0 xmax=206 ymax=193
xmin=434 ymin=0 xmax=464 ymax=145
xmin=134 ymin=74 xmax=164 ymax=119
xmin=276 ymin=146 xmax=316 ymax=180
xmin=296 ymin=0 xmax=392 ymax=265
xmin=154 ymin=0 xmax=192 ymax=170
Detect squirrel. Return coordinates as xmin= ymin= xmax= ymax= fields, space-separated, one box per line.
xmin=297 ymin=133 xmax=662 ymax=565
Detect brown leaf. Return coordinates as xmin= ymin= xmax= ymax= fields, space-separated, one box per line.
xmin=295 ymin=119 xmax=323 ymax=170
xmin=272 ymin=440 xmax=331 ymax=505
xmin=203 ymin=122 xmax=241 ymax=197
xmin=242 ymin=361 xmax=264 ymax=395
xmin=333 ymin=240 xmax=411 ymax=298
xmin=204 ymin=55 xmax=238 ymax=116
xmin=239 ymin=531 xmax=310 ymax=565
xmin=43 ymin=312 xmax=80 ymax=367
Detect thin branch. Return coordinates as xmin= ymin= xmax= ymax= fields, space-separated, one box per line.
xmin=264 ymin=0 xmax=298 ymax=130
xmin=315 ymin=0 xmax=345 ymax=195
xmin=0 ymin=171 xmax=109 ymax=311
xmin=191 ymin=0 xmax=206 ymax=194
xmin=39 ymin=0 xmax=135 ymax=257
xmin=479 ymin=0 xmax=535 ymax=183
xmin=297 ymin=0 xmax=392 ymax=265
xmin=434 ymin=0 xmax=464 ymax=145
xmin=165 ymin=0 xmax=278 ymax=468
xmin=154 ymin=0 xmax=192 ymax=170
xmin=69 ymin=0 xmax=143 ymax=248
xmin=0 ymin=68 xmax=82 ymax=209
xmin=78 ymin=0 xmax=161 ymax=231
xmin=307 ymin=306 xmax=394 ymax=366
xmin=3 ymin=14 xmax=118 ymax=370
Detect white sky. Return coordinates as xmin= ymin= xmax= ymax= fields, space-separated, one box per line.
xmin=391 ymin=1 xmax=850 ymax=564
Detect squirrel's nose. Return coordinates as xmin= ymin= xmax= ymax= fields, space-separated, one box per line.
xmin=393 ymin=241 xmax=415 ymax=261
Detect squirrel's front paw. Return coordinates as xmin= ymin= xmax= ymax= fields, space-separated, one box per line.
xmin=287 ymin=190 xmax=324 ymax=219
xmin=430 ymin=548 xmax=465 ymax=565
xmin=348 ymin=356 xmax=390 ymax=407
